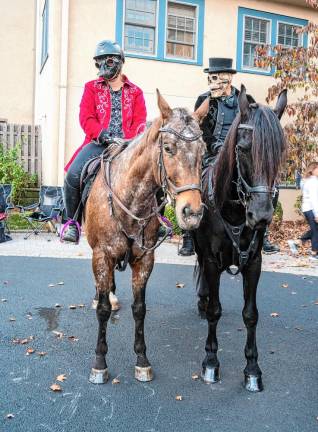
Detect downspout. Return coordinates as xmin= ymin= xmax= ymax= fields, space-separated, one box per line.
xmin=57 ymin=0 xmax=69 ymax=185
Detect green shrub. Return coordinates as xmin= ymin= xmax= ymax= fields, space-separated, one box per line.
xmin=294 ymin=194 xmax=302 ymax=216
xmin=0 ymin=144 xmax=37 ymax=203
xmin=273 ymin=200 xmax=283 ymax=224
xmin=164 ymin=204 xmax=182 ymax=235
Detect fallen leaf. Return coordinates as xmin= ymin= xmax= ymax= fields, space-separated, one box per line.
xmin=50 ymin=383 xmax=62 ymax=392
xmin=56 ymin=374 xmax=67 ymax=382
xmin=26 ymin=348 xmax=35 ymax=355
xmin=6 ymin=413 xmax=14 ymax=419
xmin=37 ymin=351 xmax=47 ymax=357
xmin=26 ymin=313 xmax=33 ymax=320
xmin=291 ymin=292 xmax=297 ymax=295
xmin=57 ymin=281 xmax=64 ymax=285
xmin=112 ymin=377 xmax=120 ymax=384
xmin=237 ymin=328 xmax=243 ymax=332
xmin=48 ymin=283 xmax=55 ymax=287
xmin=52 ymin=330 xmax=64 ymax=338
xmin=175 ymin=395 xmax=183 ymax=401
xmin=191 ymin=373 xmax=199 ymax=380
xmin=270 ymin=312 xmax=279 ymax=318
xmin=1 ymin=298 xmax=7 ymax=302
xmin=281 ymin=283 xmax=288 ymax=288
xmin=269 ymin=350 xmax=275 ymax=354
xmin=176 ymin=282 xmax=185 ymax=289
xmin=295 ymin=327 xmax=303 ymax=331
xmin=55 ymin=303 xmax=62 ymax=308
xmin=9 ymin=317 xmax=16 ymax=322
xmin=78 ymin=304 xmax=85 ymax=308
xmin=20 ymin=338 xmax=29 ymax=345
xmin=314 ymin=301 xmax=318 ymax=305
xmin=68 ymin=336 xmax=79 ymax=342
xmin=3 ymin=281 xmax=8 ymax=285
xmin=69 ymin=305 xmax=77 ymax=310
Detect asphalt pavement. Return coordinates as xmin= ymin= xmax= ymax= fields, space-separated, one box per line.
xmin=0 ymin=256 xmax=318 ymax=432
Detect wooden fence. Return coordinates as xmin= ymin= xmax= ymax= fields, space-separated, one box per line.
xmin=0 ymin=121 xmax=41 ymax=185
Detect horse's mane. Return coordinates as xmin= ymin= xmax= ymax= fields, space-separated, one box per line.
xmin=213 ymin=105 xmax=286 ymax=207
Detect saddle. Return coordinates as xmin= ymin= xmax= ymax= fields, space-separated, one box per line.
xmin=79 ymin=140 xmax=129 ymax=216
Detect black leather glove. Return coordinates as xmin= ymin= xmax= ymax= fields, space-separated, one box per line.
xmin=97 ymin=129 xmax=113 ymax=146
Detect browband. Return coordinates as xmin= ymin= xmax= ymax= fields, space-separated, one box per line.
xmin=159 ymin=127 xmax=203 ymax=142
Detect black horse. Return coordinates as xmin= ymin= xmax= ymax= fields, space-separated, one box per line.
xmin=193 ymin=85 xmax=287 ymax=392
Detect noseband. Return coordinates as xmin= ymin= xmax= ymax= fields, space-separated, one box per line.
xmin=236 ymin=123 xmax=276 ymax=205
xmin=158 ymin=126 xmax=203 ymax=200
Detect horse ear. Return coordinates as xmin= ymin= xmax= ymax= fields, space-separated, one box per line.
xmin=193 ymin=96 xmax=209 ymax=124
xmin=156 ymin=88 xmax=172 ymax=121
xmin=238 ymin=84 xmax=250 ymax=119
xmin=274 ymin=89 xmax=287 ymax=120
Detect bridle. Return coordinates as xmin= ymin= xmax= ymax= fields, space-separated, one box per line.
xmin=101 ymin=125 xmax=203 ymax=252
xmin=158 ymin=126 xmax=203 ymax=202
xmin=235 ymin=123 xmax=276 ymax=206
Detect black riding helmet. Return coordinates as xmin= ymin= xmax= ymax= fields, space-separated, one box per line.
xmin=93 ymin=40 xmax=125 ymax=62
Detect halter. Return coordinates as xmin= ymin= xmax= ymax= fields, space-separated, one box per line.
xmin=235 ymin=123 xmax=276 ymax=205
xmin=158 ymin=126 xmax=203 ymax=201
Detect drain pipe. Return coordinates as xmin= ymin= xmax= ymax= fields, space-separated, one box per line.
xmin=57 ymin=0 xmax=69 ymax=186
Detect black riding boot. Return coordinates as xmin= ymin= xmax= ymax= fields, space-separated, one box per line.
xmin=179 ymin=231 xmax=195 ymax=256
xmin=62 ymin=179 xmax=81 ymax=243
xmin=262 ymin=227 xmax=280 ymax=254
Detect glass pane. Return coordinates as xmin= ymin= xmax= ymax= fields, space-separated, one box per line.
xmin=124 ymin=25 xmax=155 ymax=53
xmin=125 ymin=0 xmax=157 ymax=26
xmin=244 ymin=16 xmax=269 ymax=45
xmin=278 ymin=22 xmax=301 ymax=47
xmin=166 ymin=2 xmax=196 ymax=59
xmin=168 ymin=1 xmax=195 ymax=17
xmin=166 ymin=42 xmax=194 ymax=59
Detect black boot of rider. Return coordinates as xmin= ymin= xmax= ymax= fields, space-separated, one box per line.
xmin=262 ymin=230 xmax=280 ymax=254
xmin=179 ymin=231 xmax=195 ymax=256
xmin=62 ymin=179 xmax=81 ymax=243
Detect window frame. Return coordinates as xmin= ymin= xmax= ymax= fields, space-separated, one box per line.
xmin=116 ymin=0 xmax=204 ymax=65
xmin=40 ymin=0 xmax=49 ymax=72
xmin=242 ymin=15 xmax=272 ymax=72
xmin=237 ymin=7 xmax=308 ymax=76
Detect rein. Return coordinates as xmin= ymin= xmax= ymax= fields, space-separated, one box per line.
xmin=102 ymin=126 xmax=202 ymax=252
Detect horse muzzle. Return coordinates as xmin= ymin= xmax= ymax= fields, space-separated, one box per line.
xmin=177 ymin=203 xmax=203 ymax=230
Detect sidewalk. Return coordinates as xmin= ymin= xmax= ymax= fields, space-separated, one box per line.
xmin=0 ymin=232 xmax=317 ymax=277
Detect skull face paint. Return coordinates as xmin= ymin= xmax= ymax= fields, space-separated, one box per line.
xmin=208 ymin=72 xmax=233 ymax=98
xmin=95 ymin=55 xmax=123 ymax=81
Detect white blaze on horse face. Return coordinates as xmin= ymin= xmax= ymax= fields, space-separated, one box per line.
xmin=208 ymin=73 xmax=233 ymax=98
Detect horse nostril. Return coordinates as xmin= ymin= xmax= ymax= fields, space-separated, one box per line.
xmin=247 ymin=211 xmax=254 ymax=220
xmin=183 ymin=206 xmax=192 ymax=218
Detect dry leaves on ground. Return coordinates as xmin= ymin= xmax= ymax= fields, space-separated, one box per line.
xmin=25 ymin=348 xmax=35 ymax=355
xmin=69 ymin=305 xmax=77 ymax=310
xmin=175 ymin=395 xmax=183 ymax=401
xmin=50 ymin=383 xmax=62 ymax=392
xmin=68 ymin=336 xmax=79 ymax=342
xmin=9 ymin=317 xmax=16 ymax=322
xmin=56 ymin=374 xmax=67 ymax=382
xmin=37 ymin=351 xmax=47 ymax=357
xmin=270 ymin=220 xmax=310 ymax=256
xmin=176 ymin=282 xmax=185 ymax=289
xmin=52 ymin=330 xmax=64 ymax=338
xmin=270 ymin=312 xmax=280 ymax=318
xmin=191 ymin=373 xmax=199 ymax=380
xmin=281 ymin=283 xmax=289 ymax=288
xmin=6 ymin=414 xmax=14 ymax=419
xmin=112 ymin=378 xmax=120 ymax=384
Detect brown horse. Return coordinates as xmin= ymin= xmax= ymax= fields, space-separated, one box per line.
xmin=85 ymin=90 xmax=209 ymax=384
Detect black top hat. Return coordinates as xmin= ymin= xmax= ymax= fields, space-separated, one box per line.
xmin=204 ymin=58 xmax=236 ymax=74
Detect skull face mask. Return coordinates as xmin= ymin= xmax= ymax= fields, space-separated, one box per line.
xmin=208 ymin=72 xmax=233 ymax=98
xmin=95 ymin=55 xmax=123 ymax=81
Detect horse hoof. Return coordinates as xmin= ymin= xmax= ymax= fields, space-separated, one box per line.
xmin=244 ymin=375 xmax=263 ymax=392
xmin=89 ymin=368 xmax=109 ymax=384
xmin=135 ymin=366 xmax=153 ymax=382
xmin=91 ymin=299 xmax=98 ymax=310
xmin=109 ymin=292 xmax=121 ymax=311
xmin=201 ymin=366 xmax=220 ymax=383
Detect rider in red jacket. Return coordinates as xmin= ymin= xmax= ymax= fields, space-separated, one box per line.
xmin=63 ymin=40 xmax=147 ymax=242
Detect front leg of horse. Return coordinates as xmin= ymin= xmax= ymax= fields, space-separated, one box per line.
xmin=242 ymin=255 xmax=263 ymax=392
xmin=131 ymin=252 xmax=154 ymax=382
xmin=201 ymin=263 xmax=222 ymax=384
xmin=89 ymin=249 xmax=114 ymax=384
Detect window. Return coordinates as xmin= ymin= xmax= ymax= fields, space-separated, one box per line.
xmin=124 ymin=0 xmax=157 ymax=54
xmin=277 ymin=22 xmax=302 ymax=48
xmin=166 ymin=2 xmax=197 ymax=60
xmin=40 ymin=0 xmax=49 ymax=70
xmin=116 ymin=0 xmax=204 ymax=65
xmin=243 ymin=16 xmax=270 ymax=68
xmin=237 ymin=7 xmax=308 ymax=75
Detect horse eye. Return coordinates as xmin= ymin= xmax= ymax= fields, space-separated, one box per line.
xmin=163 ymin=144 xmax=173 ymax=154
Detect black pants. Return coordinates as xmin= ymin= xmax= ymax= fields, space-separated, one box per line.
xmin=303 ymin=210 xmax=318 ymax=252
xmin=64 ymin=142 xmax=104 ymax=221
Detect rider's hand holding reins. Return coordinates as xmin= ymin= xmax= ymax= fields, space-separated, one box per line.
xmin=98 ymin=129 xmax=114 ymax=146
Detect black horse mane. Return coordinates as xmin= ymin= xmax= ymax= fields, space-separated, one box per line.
xmin=213 ymin=105 xmax=286 ymax=208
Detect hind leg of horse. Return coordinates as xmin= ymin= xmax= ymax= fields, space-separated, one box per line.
xmin=201 ymin=261 xmax=222 ymax=384
xmin=89 ymin=249 xmax=114 ymax=384
xmin=130 ymin=252 xmax=154 ymax=382
xmin=92 ymin=283 xmax=120 ymax=311
xmin=241 ymin=256 xmax=263 ymax=392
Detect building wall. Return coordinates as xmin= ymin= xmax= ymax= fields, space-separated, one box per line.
xmin=0 ymin=0 xmax=35 ymax=123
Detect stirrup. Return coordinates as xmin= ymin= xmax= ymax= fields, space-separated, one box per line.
xmin=60 ymin=220 xmax=81 ymax=244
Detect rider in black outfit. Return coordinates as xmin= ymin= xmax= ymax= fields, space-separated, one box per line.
xmin=178 ymin=58 xmax=280 ymax=257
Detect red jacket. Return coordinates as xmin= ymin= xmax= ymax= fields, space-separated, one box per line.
xmin=65 ymin=75 xmax=147 ymax=171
